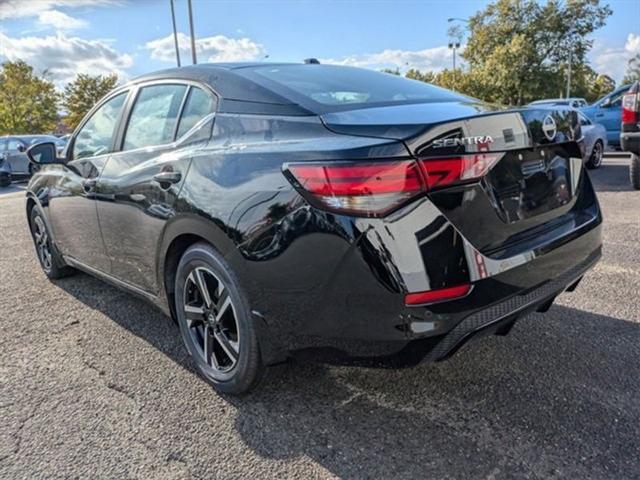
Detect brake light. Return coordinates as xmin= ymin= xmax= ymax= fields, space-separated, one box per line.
xmin=419 ymin=153 xmax=501 ymax=190
xmin=285 ymin=161 xmax=424 ymax=216
xmin=405 ymin=283 xmax=472 ymax=306
xmin=284 ymin=154 xmax=501 ymax=216
xmin=622 ymin=83 xmax=639 ymax=125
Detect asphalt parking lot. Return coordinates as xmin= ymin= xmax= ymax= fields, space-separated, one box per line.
xmin=1 ymin=155 xmax=639 ymax=479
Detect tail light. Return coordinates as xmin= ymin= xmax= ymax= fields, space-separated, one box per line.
xmin=622 ymin=82 xmax=639 ymax=125
xmin=284 ymin=153 xmax=502 ymax=216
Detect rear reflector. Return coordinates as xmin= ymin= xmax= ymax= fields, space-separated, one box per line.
xmin=405 ymin=283 xmax=472 ymax=306
xmin=284 ymin=154 xmax=502 ymax=216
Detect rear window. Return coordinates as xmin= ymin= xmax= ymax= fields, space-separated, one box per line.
xmin=242 ymin=64 xmax=466 ymax=111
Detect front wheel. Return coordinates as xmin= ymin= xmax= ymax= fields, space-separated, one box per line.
xmin=174 ymin=242 xmax=265 ymax=395
xmin=586 ymin=141 xmax=604 ymax=169
xmin=29 ymin=207 xmax=75 ymax=279
xmin=0 ymin=174 xmax=10 ymax=187
xmin=631 ymin=153 xmax=640 ymax=190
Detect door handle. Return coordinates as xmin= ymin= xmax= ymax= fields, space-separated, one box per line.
xmin=595 ymin=113 xmax=604 ymax=118
xmin=153 ymin=171 xmax=182 ymax=188
xmin=82 ymin=178 xmax=97 ymax=192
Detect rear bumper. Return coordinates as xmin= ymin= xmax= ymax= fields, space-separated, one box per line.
xmin=286 ymin=220 xmax=601 ymax=364
xmin=241 ymin=193 xmax=602 ymax=364
xmin=621 ymin=130 xmax=640 ymax=154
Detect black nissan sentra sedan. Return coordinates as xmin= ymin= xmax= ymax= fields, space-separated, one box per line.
xmin=25 ymin=63 xmax=602 ymax=394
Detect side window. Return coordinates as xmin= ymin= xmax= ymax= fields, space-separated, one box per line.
xmin=8 ymin=139 xmax=25 ymax=151
xmin=73 ymin=92 xmax=127 ymax=160
xmin=176 ymin=87 xmax=217 ymax=138
xmin=610 ymin=93 xmax=623 ymax=107
xmin=0 ymin=139 xmax=6 ymax=151
xmin=123 ymin=84 xmax=187 ymax=150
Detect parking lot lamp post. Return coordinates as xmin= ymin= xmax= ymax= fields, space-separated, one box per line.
xmin=169 ymin=0 xmax=181 ymax=67
xmin=187 ymin=0 xmax=197 ymax=64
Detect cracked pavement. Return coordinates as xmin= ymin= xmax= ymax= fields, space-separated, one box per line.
xmin=1 ymin=155 xmax=639 ymax=479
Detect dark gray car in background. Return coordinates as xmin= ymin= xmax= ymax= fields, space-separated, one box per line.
xmin=0 ymin=135 xmax=63 ymax=187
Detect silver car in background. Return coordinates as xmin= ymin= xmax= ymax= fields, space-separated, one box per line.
xmin=0 ymin=135 xmax=62 ymax=187
xmin=577 ymin=111 xmax=607 ymax=169
xmin=529 ymin=97 xmax=589 ymax=109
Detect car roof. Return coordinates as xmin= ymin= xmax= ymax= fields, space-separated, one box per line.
xmin=0 ymin=134 xmax=57 ymax=142
xmin=531 ymin=98 xmax=584 ymax=104
xmin=123 ymin=63 xmax=313 ymax=115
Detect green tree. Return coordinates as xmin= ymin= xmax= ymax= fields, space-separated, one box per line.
xmin=462 ymin=0 xmax=612 ymax=105
xmin=0 ymin=60 xmax=59 ymax=135
xmin=63 ymin=73 xmax=118 ymax=130
xmin=622 ymin=54 xmax=640 ymax=85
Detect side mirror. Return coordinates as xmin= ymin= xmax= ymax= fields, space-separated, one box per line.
xmin=27 ymin=142 xmax=61 ymax=165
xmin=17 ymin=144 xmax=26 ymax=153
xmin=600 ymin=97 xmax=612 ymax=108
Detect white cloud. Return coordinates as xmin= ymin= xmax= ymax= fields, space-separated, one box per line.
xmin=0 ymin=32 xmax=133 ymax=88
xmin=145 ymin=33 xmax=266 ymax=63
xmin=37 ymin=10 xmax=87 ymax=30
xmin=321 ymin=45 xmax=459 ymax=72
xmin=591 ymin=33 xmax=640 ymax=83
xmin=0 ymin=0 xmax=116 ymax=19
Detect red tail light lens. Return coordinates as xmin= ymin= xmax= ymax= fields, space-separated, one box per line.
xmin=622 ymin=92 xmax=639 ymax=125
xmin=284 ymin=154 xmax=501 ymax=216
xmin=405 ymin=283 xmax=472 ymax=306
xmin=419 ymin=153 xmax=502 ymax=190
xmin=285 ymin=161 xmax=424 ymax=216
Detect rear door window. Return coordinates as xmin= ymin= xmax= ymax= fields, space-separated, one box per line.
xmin=123 ymin=84 xmax=187 ymax=150
xmin=176 ymin=87 xmax=217 ymax=138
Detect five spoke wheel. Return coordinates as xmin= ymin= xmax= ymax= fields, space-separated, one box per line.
xmin=183 ymin=266 xmax=240 ymax=373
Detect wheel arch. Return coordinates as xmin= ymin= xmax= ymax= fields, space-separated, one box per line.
xmin=158 ymin=214 xmax=237 ymax=321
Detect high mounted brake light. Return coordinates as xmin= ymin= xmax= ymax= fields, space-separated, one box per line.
xmin=284 ymin=153 xmax=502 ymax=216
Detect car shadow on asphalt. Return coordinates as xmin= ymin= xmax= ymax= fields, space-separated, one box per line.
xmin=54 ymin=272 xmax=640 ymax=478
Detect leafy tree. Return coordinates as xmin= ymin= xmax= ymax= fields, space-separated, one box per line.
xmin=0 ymin=60 xmax=59 ymax=135
xmin=622 ymin=54 xmax=640 ymax=85
xmin=462 ymin=0 xmax=612 ymax=105
xmin=380 ymin=68 xmax=401 ymax=76
xmin=63 ymin=73 xmax=118 ymax=130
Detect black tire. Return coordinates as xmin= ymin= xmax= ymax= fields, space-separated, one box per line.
xmin=586 ymin=141 xmax=604 ymax=169
xmin=174 ymin=242 xmax=264 ymax=395
xmin=29 ymin=207 xmax=75 ymax=279
xmin=0 ymin=175 xmax=10 ymax=187
xmin=631 ymin=153 xmax=640 ymax=190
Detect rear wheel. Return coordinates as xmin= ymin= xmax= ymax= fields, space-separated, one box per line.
xmin=29 ymin=207 xmax=75 ymax=279
xmin=586 ymin=141 xmax=603 ymax=169
xmin=631 ymin=153 xmax=640 ymax=190
xmin=174 ymin=242 xmax=264 ymax=395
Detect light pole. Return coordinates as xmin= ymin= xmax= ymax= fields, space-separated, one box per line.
xmin=448 ymin=42 xmax=461 ymax=70
xmin=187 ymin=0 xmax=197 ymax=64
xmin=566 ymin=50 xmax=572 ymax=99
xmin=169 ymin=0 xmax=180 ymax=67
xmin=447 ymin=18 xmax=467 ymax=71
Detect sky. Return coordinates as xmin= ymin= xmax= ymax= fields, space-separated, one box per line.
xmin=0 ymin=0 xmax=638 ymax=90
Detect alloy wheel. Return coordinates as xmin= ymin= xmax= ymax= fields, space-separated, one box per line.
xmin=182 ymin=266 xmax=240 ymax=373
xmin=33 ymin=216 xmax=52 ymax=272
xmin=591 ymin=142 xmax=603 ymax=168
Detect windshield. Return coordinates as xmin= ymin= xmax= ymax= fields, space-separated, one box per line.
xmin=241 ymin=64 xmax=468 ymax=112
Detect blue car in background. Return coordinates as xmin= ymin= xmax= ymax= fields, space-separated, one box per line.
xmin=580 ymin=84 xmax=631 ymax=149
